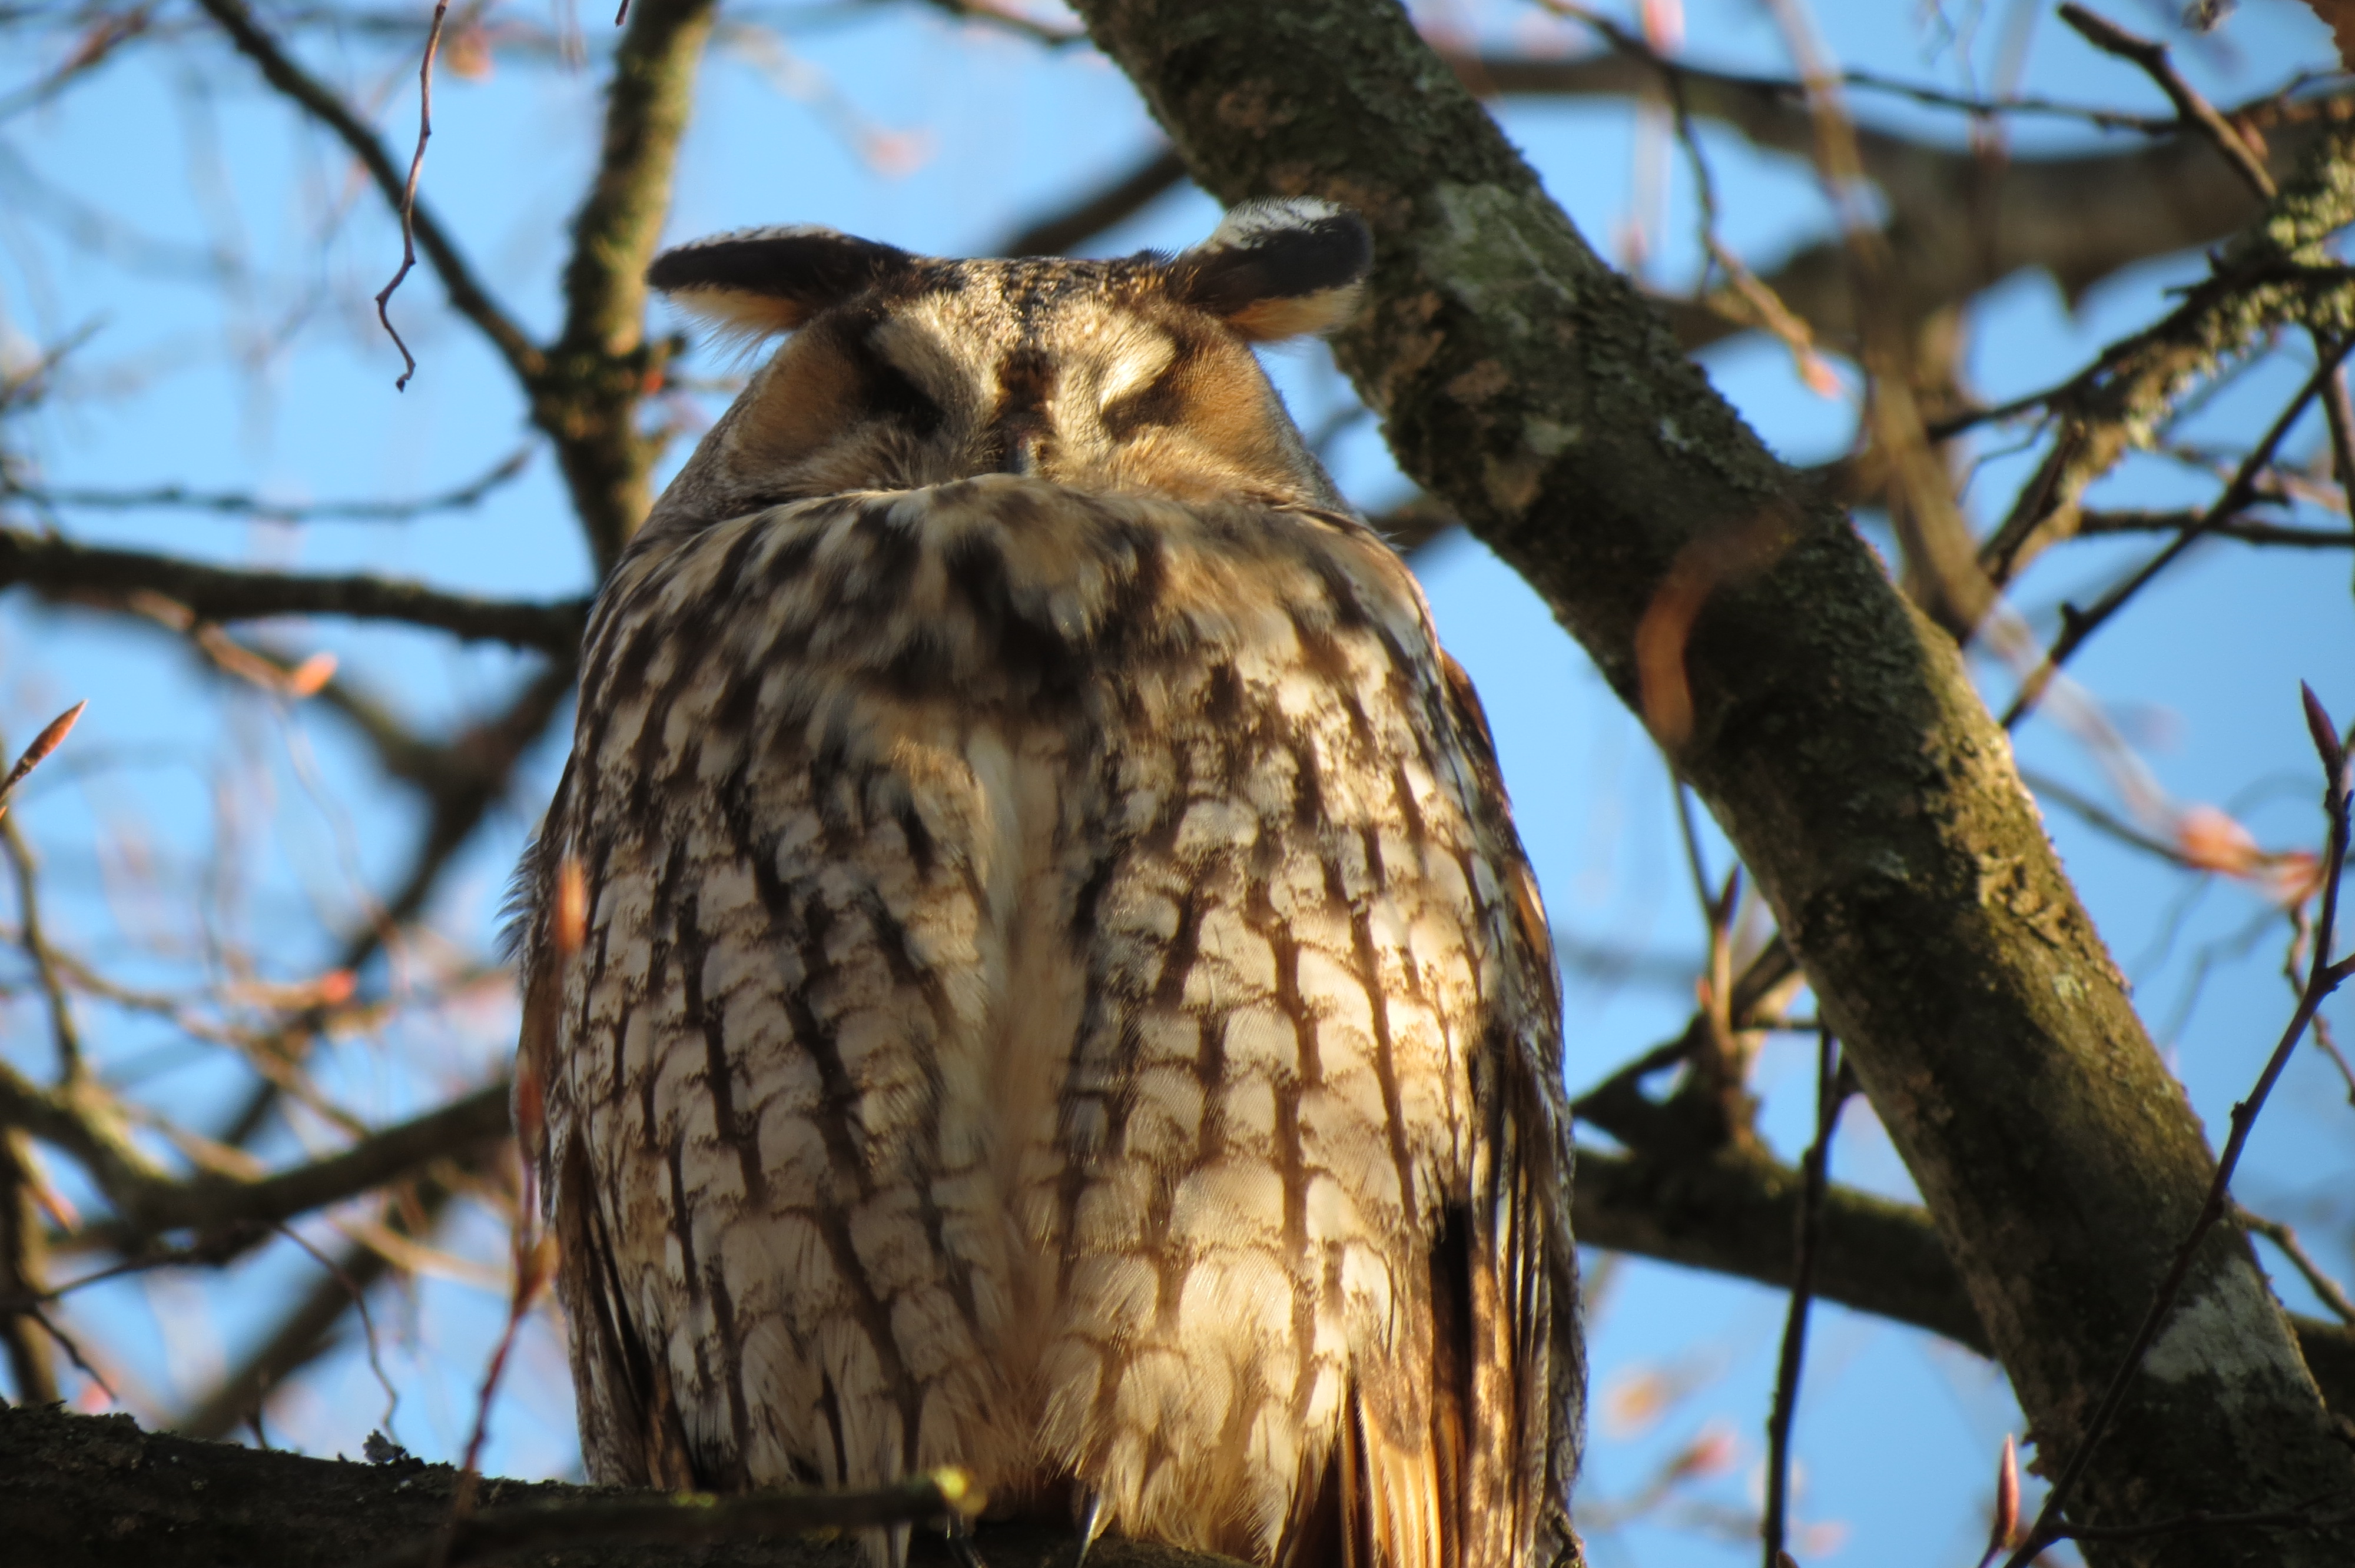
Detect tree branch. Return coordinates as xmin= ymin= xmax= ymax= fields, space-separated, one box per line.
xmin=1069 ymin=0 xmax=2355 ymax=1554
xmin=0 ymin=526 xmax=586 ymax=652
xmin=0 ymin=1401 xmax=1230 ymax=1568
xmin=1974 ymin=126 xmax=2355 ymax=589
xmin=59 ymin=1083 xmax=509 ymax=1257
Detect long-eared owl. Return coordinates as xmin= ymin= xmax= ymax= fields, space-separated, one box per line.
xmin=514 ymin=198 xmax=1583 ymax=1568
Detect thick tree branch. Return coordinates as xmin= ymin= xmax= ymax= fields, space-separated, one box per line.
xmin=1570 ymin=1143 xmax=2354 ymax=1414
xmin=543 ymin=0 xmax=720 ymax=570
xmin=0 ymin=1401 xmax=1242 ymax=1568
xmin=1069 ymin=1 xmax=2355 ymax=1556
xmin=0 ymin=526 xmax=586 ymax=652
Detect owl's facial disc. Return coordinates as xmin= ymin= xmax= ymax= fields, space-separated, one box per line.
xmin=644 ymin=199 xmax=1373 ymax=520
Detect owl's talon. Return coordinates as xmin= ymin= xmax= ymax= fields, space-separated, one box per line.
xmin=947 ymin=1514 xmax=990 ymax=1568
xmin=1072 ymin=1487 xmax=1105 ymax=1568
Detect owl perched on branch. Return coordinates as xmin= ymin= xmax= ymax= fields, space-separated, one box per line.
xmin=515 ymin=198 xmax=1583 ymax=1568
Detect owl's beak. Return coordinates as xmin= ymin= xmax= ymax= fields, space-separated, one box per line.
xmin=1001 ymin=425 xmax=1044 ymax=478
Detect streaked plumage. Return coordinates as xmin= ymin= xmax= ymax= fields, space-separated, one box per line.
xmin=514 ymin=198 xmax=1583 ymax=1568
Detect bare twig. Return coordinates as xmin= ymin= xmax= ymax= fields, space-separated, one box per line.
xmin=376 ymin=0 xmax=455 ymax=388
xmin=270 ymin=1221 xmax=399 ymax=1428
xmin=2055 ymin=5 xmax=2276 ymax=203
xmin=2001 ymin=686 xmax=2355 ymax=1564
xmin=2002 ymin=341 xmax=2355 ymax=726
xmin=0 ymin=710 xmax=89 ymax=1079
xmin=175 ymin=1161 xmax=472 ymax=1441
xmin=1760 ymin=1029 xmax=1848 ymax=1568
xmin=2074 ymin=507 xmax=2354 ymax=548
xmin=2237 ymin=1204 xmax=2355 ymax=1326
xmin=7 ymin=1072 xmax=508 ymax=1256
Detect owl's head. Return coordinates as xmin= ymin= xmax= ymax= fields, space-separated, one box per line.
xmin=639 ymin=198 xmax=1371 ymax=534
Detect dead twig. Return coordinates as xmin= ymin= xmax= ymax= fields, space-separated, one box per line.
xmin=192 ymin=0 xmax=543 ymax=384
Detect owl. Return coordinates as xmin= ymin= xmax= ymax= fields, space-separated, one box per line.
xmin=513 ymin=197 xmax=1583 ymax=1568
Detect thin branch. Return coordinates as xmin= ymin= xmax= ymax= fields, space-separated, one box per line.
xmin=5 ymin=449 xmax=533 ymax=525
xmin=2019 ymin=768 xmax=2201 ymax=869
xmin=2237 ymin=1202 xmax=2355 ymax=1326
xmin=2003 ymin=341 xmax=2355 ymax=725
xmin=270 ymin=1221 xmax=399 ymax=1430
xmin=0 ymin=810 xmax=87 ymax=1081
xmin=175 ymin=1162 xmax=470 ymax=1441
xmin=2002 ymin=689 xmax=2354 ymax=1564
xmin=376 ymin=0 xmax=454 ymax=388
xmin=0 ymin=526 xmax=586 ymax=652
xmin=71 ymin=1082 xmax=509 ymax=1251
xmin=2073 ymin=507 xmax=2354 ymax=548
xmin=191 ymin=0 xmax=544 ymax=384
xmin=213 ymin=660 xmax=576 ymax=1151
xmin=1971 ymin=117 xmax=2355 ymax=587
xmin=1759 ymin=1031 xmax=1847 ymax=1568
xmin=2055 ymin=4 xmax=2276 ymax=202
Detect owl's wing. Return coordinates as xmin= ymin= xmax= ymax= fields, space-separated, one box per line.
xmin=1434 ymin=649 xmax=1585 ymax=1568
xmin=516 ymin=786 xmax=706 ymax=1491
xmin=1287 ymin=600 xmax=1580 ymax=1568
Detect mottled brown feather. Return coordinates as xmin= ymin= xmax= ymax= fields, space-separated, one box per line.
xmin=520 ymin=206 xmax=1581 ymax=1568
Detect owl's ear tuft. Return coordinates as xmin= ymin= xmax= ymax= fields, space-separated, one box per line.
xmin=648 ymin=226 xmax=917 ymax=342
xmin=1166 ymin=198 xmax=1371 ymax=343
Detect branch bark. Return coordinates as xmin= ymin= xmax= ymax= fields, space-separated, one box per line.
xmin=1067 ymin=0 xmax=2355 ymax=1557
xmin=0 ymin=1402 xmax=1241 ymax=1568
